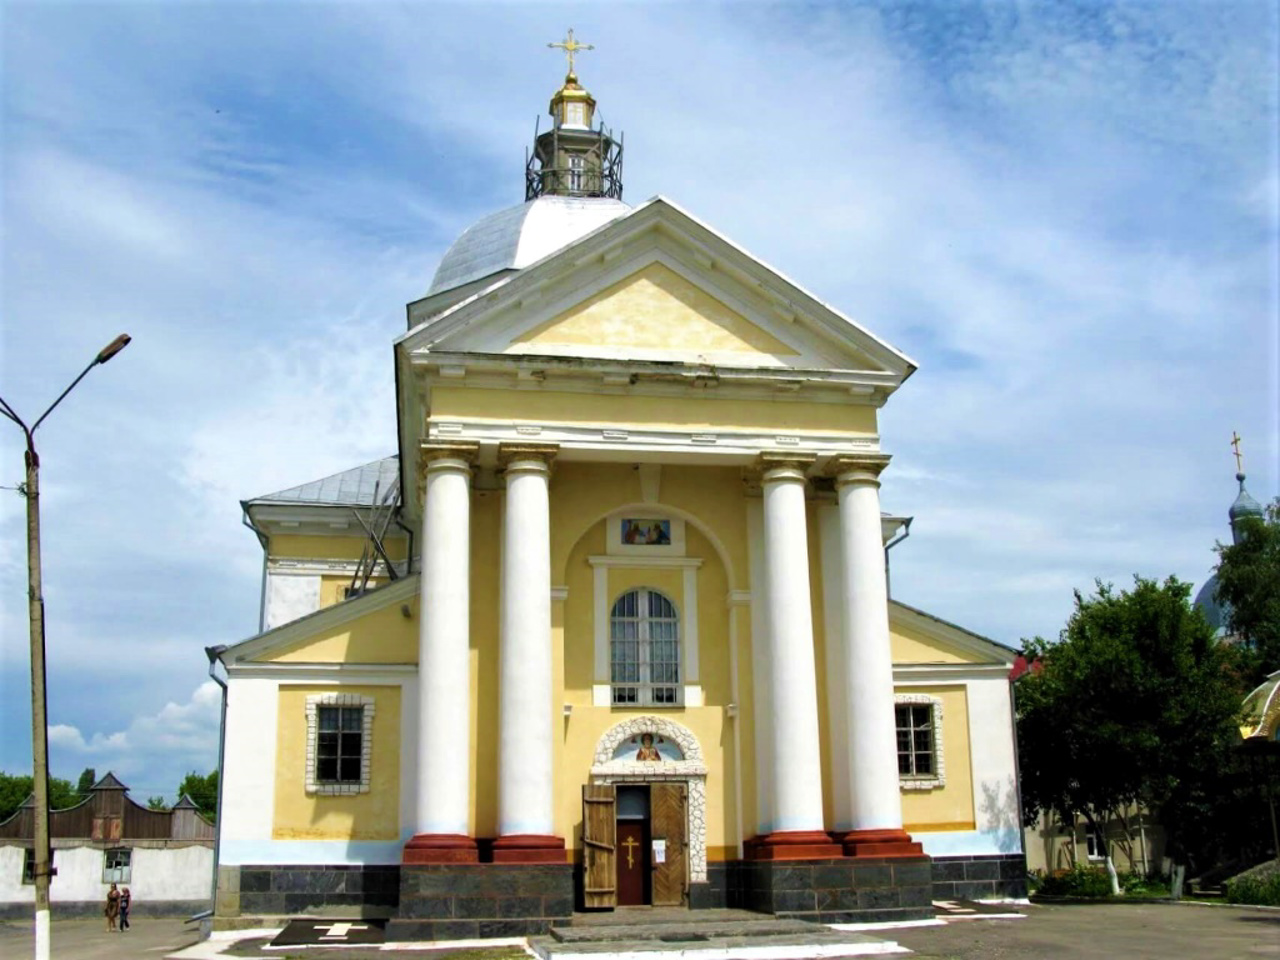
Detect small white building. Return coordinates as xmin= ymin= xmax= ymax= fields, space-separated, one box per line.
xmin=0 ymin=772 xmax=214 ymax=919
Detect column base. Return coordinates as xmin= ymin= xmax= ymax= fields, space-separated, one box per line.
xmin=491 ymin=834 xmax=566 ymax=864
xmin=747 ymin=830 xmax=843 ymax=860
xmin=402 ymin=834 xmax=479 ymax=864
xmin=840 ymin=828 xmax=924 ymax=859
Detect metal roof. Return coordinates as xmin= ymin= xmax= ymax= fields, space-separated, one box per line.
xmin=246 ymin=456 xmax=399 ymax=508
xmin=428 ymin=195 xmax=630 ymax=295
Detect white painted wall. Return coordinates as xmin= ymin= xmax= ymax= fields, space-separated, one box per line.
xmin=895 ymin=669 xmax=1023 ymax=858
xmin=265 ymin=573 xmax=321 ymax=629
xmin=0 ymin=844 xmax=211 ymax=905
xmin=219 ymin=677 xmax=280 ymax=864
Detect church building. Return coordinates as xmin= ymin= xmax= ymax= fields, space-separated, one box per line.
xmin=212 ymin=46 xmax=1025 ymax=939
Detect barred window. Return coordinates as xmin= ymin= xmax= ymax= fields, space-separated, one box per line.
xmin=896 ymin=704 xmax=935 ymax=777
xmin=610 ymin=588 xmax=681 ymax=706
xmin=103 ymin=847 xmax=131 ymax=884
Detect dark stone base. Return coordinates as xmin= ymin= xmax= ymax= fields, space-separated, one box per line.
xmin=388 ymin=862 xmax=574 ymax=941
xmin=235 ymin=864 xmax=400 ymax=918
xmin=0 ymin=899 xmax=210 ymax=920
xmin=931 ymin=854 xmax=1028 ymax=901
xmin=709 ymin=857 xmax=934 ymax=924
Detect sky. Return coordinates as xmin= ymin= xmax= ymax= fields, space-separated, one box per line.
xmin=1 ymin=1 xmax=1276 ymax=804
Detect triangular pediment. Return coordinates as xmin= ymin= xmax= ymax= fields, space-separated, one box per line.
xmin=516 ymin=262 xmax=799 ymax=360
xmin=402 ymin=197 xmax=915 ymax=378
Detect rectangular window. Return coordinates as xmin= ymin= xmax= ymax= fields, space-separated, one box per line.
xmin=23 ymin=848 xmax=54 ymax=885
xmin=317 ymin=705 xmax=364 ymax=783
xmin=103 ymin=848 xmax=131 ymax=884
xmin=895 ymin=704 xmax=935 ymax=777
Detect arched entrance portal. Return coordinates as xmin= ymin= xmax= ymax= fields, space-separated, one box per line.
xmin=583 ymin=717 xmax=708 ymax=908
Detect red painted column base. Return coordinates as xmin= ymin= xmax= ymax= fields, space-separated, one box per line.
xmin=402 ymin=833 xmax=479 ymax=864
xmin=748 ymin=830 xmax=844 ymax=860
xmin=492 ymin=834 xmax=567 ymax=864
xmin=840 ymin=828 xmax=925 ymax=859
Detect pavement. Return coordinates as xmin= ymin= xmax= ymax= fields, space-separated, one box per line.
xmin=0 ymin=902 xmax=1276 ymax=960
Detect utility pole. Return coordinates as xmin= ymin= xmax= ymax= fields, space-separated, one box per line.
xmin=0 ymin=333 xmax=131 ymax=960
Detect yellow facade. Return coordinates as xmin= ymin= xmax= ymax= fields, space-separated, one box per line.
xmin=272 ymin=684 xmax=401 ymax=841
xmin=253 ymin=464 xmax=998 ymax=854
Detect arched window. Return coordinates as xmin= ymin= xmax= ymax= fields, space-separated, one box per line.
xmin=610 ymin=588 xmax=681 ymax=706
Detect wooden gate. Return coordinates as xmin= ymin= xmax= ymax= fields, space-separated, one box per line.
xmin=650 ymin=782 xmax=687 ymax=906
xmin=582 ymin=783 xmax=617 ymax=909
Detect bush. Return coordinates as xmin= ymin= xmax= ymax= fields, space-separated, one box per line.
xmin=1225 ymin=864 xmax=1280 ymax=906
xmin=1036 ymin=864 xmax=1114 ymax=897
xmin=1120 ymin=871 xmax=1171 ymax=897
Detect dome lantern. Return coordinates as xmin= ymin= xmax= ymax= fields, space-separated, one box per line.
xmin=526 ymin=29 xmax=623 ymax=201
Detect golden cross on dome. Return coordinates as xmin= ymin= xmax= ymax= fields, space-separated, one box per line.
xmin=1232 ymin=431 xmax=1244 ymax=473
xmin=548 ymin=28 xmax=594 ymax=75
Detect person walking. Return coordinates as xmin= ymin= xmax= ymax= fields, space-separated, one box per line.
xmin=104 ymin=882 xmax=120 ymax=932
xmin=119 ymin=887 xmax=131 ymax=931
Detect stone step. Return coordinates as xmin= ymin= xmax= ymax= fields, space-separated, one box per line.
xmin=552 ymin=918 xmax=824 ymax=943
xmin=531 ymin=929 xmax=904 ymax=960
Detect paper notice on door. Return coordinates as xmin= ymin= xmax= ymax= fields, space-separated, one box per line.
xmin=652 ymin=839 xmax=666 ymax=863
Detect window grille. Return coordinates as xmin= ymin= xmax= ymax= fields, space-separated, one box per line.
xmin=103 ymin=847 xmax=131 ymax=884
xmin=611 ymin=588 xmax=681 ymax=706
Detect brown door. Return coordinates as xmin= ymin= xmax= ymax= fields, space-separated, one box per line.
xmin=582 ymin=784 xmax=617 ymax=909
xmin=650 ymin=782 xmax=687 ymax=906
xmin=616 ymin=821 xmax=649 ymax=905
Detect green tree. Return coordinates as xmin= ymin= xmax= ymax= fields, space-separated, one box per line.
xmin=1017 ymin=577 xmax=1244 ymax=882
xmin=0 ymin=772 xmax=83 ymax=821
xmin=1215 ymin=499 xmax=1280 ymax=687
xmin=75 ymin=767 xmax=96 ymax=801
xmin=147 ymin=796 xmax=168 ymax=810
xmin=0 ymin=773 xmax=33 ymax=823
xmin=177 ymin=770 xmax=218 ymax=821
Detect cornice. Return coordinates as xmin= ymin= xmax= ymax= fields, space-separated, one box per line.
xmin=227 ymin=663 xmax=418 ymax=681
xmin=427 ymin=419 xmax=879 ymax=464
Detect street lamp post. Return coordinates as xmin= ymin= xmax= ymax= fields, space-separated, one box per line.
xmin=0 ymin=334 xmax=131 ymax=960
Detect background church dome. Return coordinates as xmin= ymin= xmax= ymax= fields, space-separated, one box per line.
xmin=428 ymin=195 xmax=630 ymax=296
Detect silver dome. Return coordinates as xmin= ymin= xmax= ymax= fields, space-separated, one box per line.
xmin=428 ymin=195 xmax=630 ymax=295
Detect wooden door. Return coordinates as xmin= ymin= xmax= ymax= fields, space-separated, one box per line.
xmin=650 ymin=782 xmax=687 ymax=906
xmin=582 ymin=783 xmax=617 ymax=909
xmin=616 ymin=821 xmax=649 ymax=905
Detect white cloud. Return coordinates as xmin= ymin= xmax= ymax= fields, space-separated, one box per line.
xmin=46 ymin=682 xmax=222 ymax=799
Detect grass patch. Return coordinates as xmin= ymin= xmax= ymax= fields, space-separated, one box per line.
xmin=1030 ymin=865 xmax=1171 ymax=899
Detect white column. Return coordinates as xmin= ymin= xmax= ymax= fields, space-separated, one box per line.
xmin=835 ymin=454 xmax=904 ymax=834
xmin=746 ymin=500 xmax=774 ymax=835
xmin=759 ymin=453 xmax=827 ymax=835
xmin=496 ymin=444 xmax=557 ymax=841
xmin=818 ymin=503 xmax=853 ymax=831
xmin=414 ymin=444 xmax=476 ymax=841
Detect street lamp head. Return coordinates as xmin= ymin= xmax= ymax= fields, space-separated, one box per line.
xmin=96 ymin=334 xmax=131 ymax=365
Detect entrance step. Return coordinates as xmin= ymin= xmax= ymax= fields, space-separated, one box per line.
xmin=531 ymin=908 xmax=904 ymax=958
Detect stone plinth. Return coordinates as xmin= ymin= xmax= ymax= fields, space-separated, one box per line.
xmin=389 ymin=863 xmax=574 ymax=941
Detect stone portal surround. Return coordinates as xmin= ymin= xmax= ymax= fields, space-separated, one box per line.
xmin=591 ymin=715 xmax=708 ymax=882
